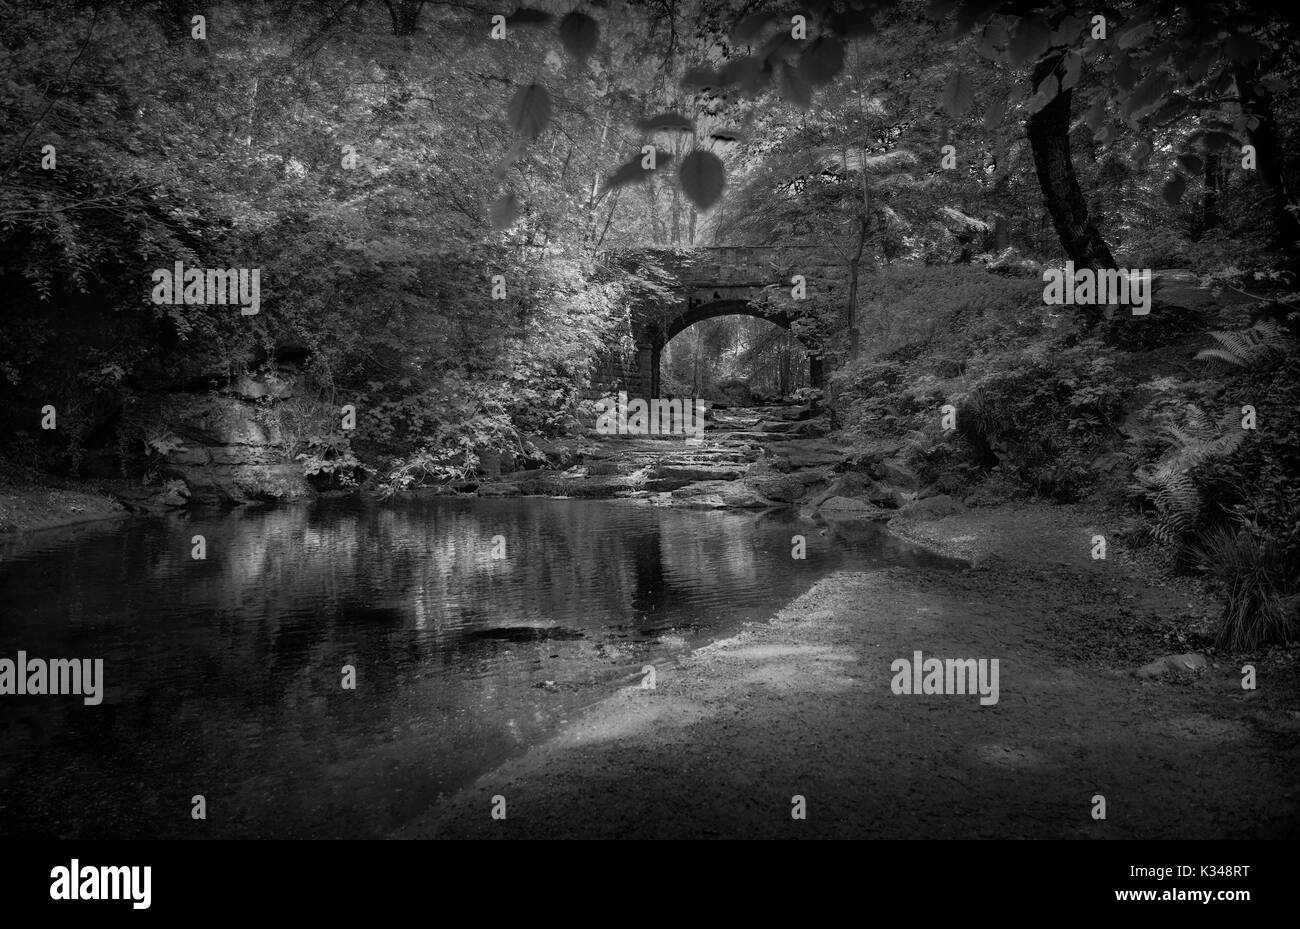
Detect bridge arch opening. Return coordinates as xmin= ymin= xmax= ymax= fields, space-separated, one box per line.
xmin=652 ymin=299 xmax=823 ymax=401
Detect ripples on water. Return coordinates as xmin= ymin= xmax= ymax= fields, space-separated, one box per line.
xmin=0 ymin=496 xmax=955 ymax=838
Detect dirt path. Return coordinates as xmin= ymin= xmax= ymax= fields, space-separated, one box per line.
xmin=395 ymin=505 xmax=1300 ymax=839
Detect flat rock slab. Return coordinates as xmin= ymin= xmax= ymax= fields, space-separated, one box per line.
xmin=517 ymin=475 xmax=642 ymax=498
xmin=772 ymin=440 xmax=850 ymax=469
xmin=670 ymin=480 xmax=769 ymax=508
xmin=1135 ymin=653 xmax=1209 ymax=679
xmin=651 ymin=464 xmax=748 ymax=483
xmin=476 ymin=483 xmax=522 ymax=497
xmin=817 ymin=496 xmax=892 ymax=521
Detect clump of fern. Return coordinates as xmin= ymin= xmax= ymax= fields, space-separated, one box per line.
xmin=1131 ymin=405 xmax=1246 ymax=557
xmin=1195 ymin=319 xmax=1291 ymax=369
xmin=1192 ymin=524 xmax=1300 ymax=651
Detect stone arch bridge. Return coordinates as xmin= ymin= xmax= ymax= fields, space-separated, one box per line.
xmin=594 ymin=245 xmax=843 ymax=399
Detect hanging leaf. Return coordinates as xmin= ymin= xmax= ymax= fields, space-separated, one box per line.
xmin=950 ymin=0 xmax=1004 ymax=37
xmin=1083 ymin=100 xmax=1107 ymax=131
xmin=1025 ymin=74 xmax=1059 ymax=115
xmin=797 ymin=36 xmax=845 ymax=86
xmin=682 ymin=66 xmax=721 ymax=89
xmin=1176 ymin=153 xmax=1204 ymax=174
xmin=732 ymin=12 xmax=777 ymax=44
xmin=679 ymin=151 xmax=726 ymax=209
xmin=489 ymin=194 xmax=520 ymax=230
xmin=1050 ymin=14 xmax=1083 ymax=47
xmin=1060 ymin=50 xmax=1083 ymax=91
xmin=720 ymin=55 xmax=771 ymax=94
xmin=506 ymin=7 xmax=551 ymax=27
xmin=601 ymin=149 xmax=674 ymax=192
xmin=492 ymin=140 xmax=526 ymax=180
xmin=830 ymin=10 xmax=876 ymax=38
xmin=1224 ymin=33 xmax=1265 ymax=64
xmin=982 ymin=93 xmax=1009 ymax=130
xmin=975 ymin=20 xmax=1006 ymax=60
xmin=506 ymin=83 xmax=552 ymax=139
xmin=1193 ymin=129 xmax=1238 ymax=152
xmin=941 ymin=70 xmax=975 ymax=118
xmin=1146 ymin=40 xmax=1176 ymax=71
xmin=1007 ymin=14 xmax=1051 ymax=67
xmin=760 ymin=31 xmax=799 ymax=64
xmin=1114 ymin=52 xmax=1139 ymax=91
xmin=1115 ymin=16 xmax=1154 ymax=50
xmin=1121 ymin=70 xmax=1171 ymax=123
xmin=982 ymin=18 xmax=1009 ymax=46
xmin=558 ymin=12 xmax=599 ymax=60
xmin=1152 ymin=96 xmax=1189 ymax=126
xmin=637 ymin=112 xmax=695 ymax=134
xmin=780 ymin=61 xmax=812 ymax=110
xmin=1185 ymin=50 xmax=1216 ymax=85
xmin=1162 ymin=173 xmax=1187 ymax=205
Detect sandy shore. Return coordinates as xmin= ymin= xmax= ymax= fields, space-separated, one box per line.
xmin=394 ymin=502 xmax=1300 ymax=839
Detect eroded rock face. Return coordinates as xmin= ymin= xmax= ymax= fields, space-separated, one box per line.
xmin=234 ymin=372 xmax=293 ymax=400
xmin=155 ymin=394 xmax=316 ymax=505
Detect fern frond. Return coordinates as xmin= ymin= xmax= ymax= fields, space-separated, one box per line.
xmin=1195 ymin=347 xmax=1250 ymax=367
xmin=1196 ymin=320 xmax=1291 ymax=368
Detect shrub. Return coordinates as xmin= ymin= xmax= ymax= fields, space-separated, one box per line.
xmin=1193 ymin=525 xmax=1300 ymax=650
xmin=854 ymin=264 xmax=1043 ymax=358
xmin=956 ymin=343 xmax=1132 ymax=499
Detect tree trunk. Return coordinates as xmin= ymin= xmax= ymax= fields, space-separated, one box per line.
xmin=1233 ymin=63 xmax=1300 ymax=260
xmin=1202 ymin=149 xmax=1220 ymax=236
xmin=1025 ymin=54 xmax=1117 ymax=295
xmin=845 ymin=215 xmax=867 ymax=357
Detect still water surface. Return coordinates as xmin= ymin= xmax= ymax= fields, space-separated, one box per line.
xmin=0 ymin=497 xmax=955 ymax=838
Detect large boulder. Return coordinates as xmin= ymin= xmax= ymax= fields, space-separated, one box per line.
xmin=752 ymin=474 xmax=805 ymax=503
xmin=807 ymin=473 xmax=871 ymax=507
xmin=864 ymin=482 xmax=905 ymax=509
xmin=817 ymin=496 xmax=891 ymax=521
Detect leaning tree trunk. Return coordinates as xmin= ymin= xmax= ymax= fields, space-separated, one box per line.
xmin=1026 ymin=53 xmax=1117 ymax=326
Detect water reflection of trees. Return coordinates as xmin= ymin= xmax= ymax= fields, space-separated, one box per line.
xmin=0 ymin=499 xmax=854 ymax=837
